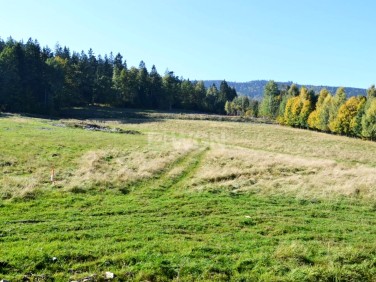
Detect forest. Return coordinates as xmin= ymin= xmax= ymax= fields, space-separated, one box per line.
xmin=0 ymin=37 xmax=237 ymax=115
xmin=0 ymin=37 xmax=375 ymax=140
xmin=225 ymin=81 xmax=376 ymax=140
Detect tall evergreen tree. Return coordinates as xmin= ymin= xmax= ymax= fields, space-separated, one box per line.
xmin=193 ymin=81 xmax=207 ymax=111
xmin=137 ymin=60 xmax=149 ymax=107
xmin=149 ymin=65 xmax=163 ymax=108
xmin=162 ymin=71 xmax=179 ymax=110
xmin=205 ymin=84 xmax=219 ymax=113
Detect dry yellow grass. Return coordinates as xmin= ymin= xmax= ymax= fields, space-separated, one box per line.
xmin=2 ymin=114 xmax=376 ymax=200
xmin=189 ymin=145 xmax=376 ymax=199
xmin=2 ymin=174 xmax=41 ymax=199
xmin=67 ymin=117 xmax=376 ymax=199
xmin=65 ymin=137 xmax=198 ymax=191
xmin=100 ymin=118 xmax=375 ymax=199
xmin=121 ymin=119 xmax=376 ymax=167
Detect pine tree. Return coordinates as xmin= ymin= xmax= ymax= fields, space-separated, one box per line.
xmin=137 ymin=60 xmax=149 ymax=108
xmin=180 ymin=79 xmax=195 ymax=109
xmin=149 ymin=65 xmax=163 ymax=108
xmin=193 ymin=81 xmax=207 ymax=111
xmin=205 ymin=84 xmax=219 ymax=113
xmin=0 ymin=43 xmax=22 ymax=111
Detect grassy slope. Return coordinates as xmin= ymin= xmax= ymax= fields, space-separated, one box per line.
xmin=0 ymin=113 xmax=375 ymax=281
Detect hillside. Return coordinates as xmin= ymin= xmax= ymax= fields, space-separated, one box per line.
xmin=204 ymin=80 xmax=367 ymax=99
xmin=1 ymin=111 xmax=376 ymax=281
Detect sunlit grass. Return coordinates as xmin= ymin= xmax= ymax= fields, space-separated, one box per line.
xmin=0 ymin=112 xmax=375 ymax=281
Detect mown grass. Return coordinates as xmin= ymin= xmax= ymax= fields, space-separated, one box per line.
xmin=2 ymin=191 xmax=375 ymax=281
xmin=1 ymin=112 xmax=376 ymax=281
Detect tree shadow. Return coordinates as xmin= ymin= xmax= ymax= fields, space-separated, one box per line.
xmin=59 ymin=106 xmax=165 ymax=124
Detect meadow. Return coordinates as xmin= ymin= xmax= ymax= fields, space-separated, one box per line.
xmin=0 ymin=110 xmax=375 ymax=281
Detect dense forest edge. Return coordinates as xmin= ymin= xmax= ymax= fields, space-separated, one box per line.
xmin=0 ymin=37 xmax=236 ymax=116
xmin=225 ymin=81 xmax=376 ymax=140
xmin=0 ymin=37 xmax=375 ymax=140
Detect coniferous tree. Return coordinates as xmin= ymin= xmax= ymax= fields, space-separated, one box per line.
xmin=193 ymin=81 xmax=207 ymax=111
xmin=205 ymin=84 xmax=219 ymax=113
xmin=162 ymin=71 xmax=179 ymax=110
xmin=149 ymin=65 xmax=163 ymax=108
xmin=0 ymin=42 xmax=22 ymax=111
xmin=180 ymin=79 xmax=195 ymax=109
xmin=136 ymin=61 xmax=149 ymax=107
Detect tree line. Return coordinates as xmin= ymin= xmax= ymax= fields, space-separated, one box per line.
xmin=1 ymin=37 xmax=374 ymax=140
xmin=225 ymin=81 xmax=376 ymax=140
xmin=0 ymin=37 xmax=237 ymax=114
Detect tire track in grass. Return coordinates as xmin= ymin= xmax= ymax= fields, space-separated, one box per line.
xmin=160 ymin=146 xmax=209 ymax=192
xmin=132 ymin=146 xmax=209 ymax=198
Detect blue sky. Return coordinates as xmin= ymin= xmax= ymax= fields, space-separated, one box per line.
xmin=1 ymin=0 xmax=375 ymax=88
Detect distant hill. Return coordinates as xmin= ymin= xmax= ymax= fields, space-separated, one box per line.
xmin=203 ymin=80 xmax=367 ymax=100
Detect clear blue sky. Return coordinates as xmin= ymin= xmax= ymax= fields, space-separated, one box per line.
xmin=1 ymin=0 xmax=375 ymax=88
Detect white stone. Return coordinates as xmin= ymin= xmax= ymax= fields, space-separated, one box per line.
xmin=105 ymin=271 xmax=115 ymax=279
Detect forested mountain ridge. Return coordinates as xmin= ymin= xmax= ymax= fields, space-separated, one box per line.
xmin=204 ymin=80 xmax=366 ymax=100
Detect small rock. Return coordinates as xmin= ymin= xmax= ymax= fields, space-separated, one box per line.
xmin=82 ymin=275 xmax=96 ymax=282
xmin=52 ymin=256 xmax=57 ymax=262
xmin=245 ymin=215 xmax=251 ymax=218
xmin=1 ymin=279 xmax=10 ymax=282
xmin=105 ymin=271 xmax=115 ymax=279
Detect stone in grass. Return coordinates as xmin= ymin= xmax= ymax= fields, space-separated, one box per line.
xmin=105 ymin=271 xmax=115 ymax=279
xmin=1 ymin=279 xmax=10 ymax=282
xmin=81 ymin=275 xmax=96 ymax=282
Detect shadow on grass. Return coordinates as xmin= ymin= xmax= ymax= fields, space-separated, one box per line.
xmin=0 ymin=112 xmax=13 ymax=118
xmin=0 ymin=107 xmax=163 ymax=124
xmin=1 ymin=106 xmax=275 ymax=125
xmin=59 ymin=106 xmax=165 ymax=124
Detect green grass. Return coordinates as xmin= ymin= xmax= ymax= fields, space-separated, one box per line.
xmin=1 ymin=113 xmax=376 ymax=281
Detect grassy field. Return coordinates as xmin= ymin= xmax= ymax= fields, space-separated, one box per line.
xmin=1 ymin=111 xmax=376 ymax=281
